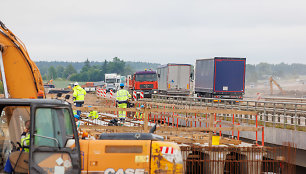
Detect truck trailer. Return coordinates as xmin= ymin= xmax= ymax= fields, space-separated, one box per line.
xmin=194 ymin=57 xmax=246 ymax=99
xmin=157 ymin=64 xmax=191 ymax=95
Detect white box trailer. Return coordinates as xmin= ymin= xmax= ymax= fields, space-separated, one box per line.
xmin=157 ymin=64 xmax=191 ymax=95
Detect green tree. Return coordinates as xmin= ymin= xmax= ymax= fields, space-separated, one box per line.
xmin=56 ymin=65 xmax=65 ymax=78
xmin=48 ymin=66 xmax=57 ymax=79
xmin=63 ymin=64 xmax=77 ymax=79
xmin=108 ymin=57 xmax=125 ymax=74
xmin=100 ymin=60 xmax=108 ymax=80
xmin=81 ymin=59 xmax=91 ymax=73
xmin=256 ymin=63 xmax=272 ymax=79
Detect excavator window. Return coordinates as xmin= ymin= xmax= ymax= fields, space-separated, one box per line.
xmin=34 ymin=108 xmax=73 ymax=147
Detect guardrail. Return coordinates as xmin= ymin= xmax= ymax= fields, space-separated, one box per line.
xmin=151 ymin=94 xmax=306 ymax=131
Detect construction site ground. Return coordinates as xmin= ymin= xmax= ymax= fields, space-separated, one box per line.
xmin=47 ymin=93 xmax=298 ymax=173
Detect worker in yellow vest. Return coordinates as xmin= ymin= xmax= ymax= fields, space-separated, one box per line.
xmin=73 ymin=82 xmax=86 ymax=116
xmin=89 ymin=110 xmax=99 ymax=119
xmin=134 ymin=105 xmax=144 ymax=121
xmin=20 ymin=120 xmax=30 ymax=152
xmin=116 ymin=83 xmax=131 ymax=123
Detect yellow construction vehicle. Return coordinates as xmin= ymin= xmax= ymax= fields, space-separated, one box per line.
xmin=269 ymin=76 xmax=285 ymax=95
xmin=0 ymin=21 xmax=183 ymax=173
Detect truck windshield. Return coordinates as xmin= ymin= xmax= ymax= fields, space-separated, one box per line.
xmin=135 ymin=74 xmax=157 ymax=82
xmin=106 ymin=79 xmax=116 ymax=83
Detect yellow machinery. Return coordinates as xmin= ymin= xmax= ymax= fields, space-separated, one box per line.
xmin=0 ymin=21 xmax=183 ymax=173
xmin=269 ymin=76 xmax=285 ymax=95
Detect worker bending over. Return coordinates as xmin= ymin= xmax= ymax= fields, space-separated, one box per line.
xmin=116 ymin=83 xmax=131 ymax=123
xmin=134 ymin=105 xmax=144 ymax=121
xmin=73 ymin=82 xmax=86 ymax=116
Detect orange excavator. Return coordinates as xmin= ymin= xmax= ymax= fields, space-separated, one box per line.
xmin=0 ymin=21 xmax=183 ymax=174
xmin=269 ymin=76 xmax=285 ymax=95
xmin=0 ymin=21 xmax=44 ymax=99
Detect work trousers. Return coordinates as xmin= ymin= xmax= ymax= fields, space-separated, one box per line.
xmin=118 ymin=103 xmax=127 ymax=119
xmin=75 ymin=101 xmax=84 ymax=116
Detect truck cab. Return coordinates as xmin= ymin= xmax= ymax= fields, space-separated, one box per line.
xmin=130 ymin=71 xmax=158 ymax=98
xmin=105 ymin=73 xmax=121 ymax=92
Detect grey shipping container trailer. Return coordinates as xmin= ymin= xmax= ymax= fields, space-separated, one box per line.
xmin=195 ymin=57 xmax=246 ymax=99
xmin=157 ymin=64 xmax=191 ymax=95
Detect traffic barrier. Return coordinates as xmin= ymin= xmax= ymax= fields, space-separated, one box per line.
xmin=110 ymin=90 xmax=113 ymax=98
xmin=140 ymin=92 xmax=144 ymax=99
xmin=133 ymin=91 xmax=137 ymax=100
xmin=96 ymin=87 xmax=100 ymax=97
xmin=96 ymin=87 xmax=103 ymax=97
xmin=103 ymin=89 xmax=106 ymax=98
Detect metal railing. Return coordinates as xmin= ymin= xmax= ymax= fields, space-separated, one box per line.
xmin=151 ymin=94 xmax=306 ymax=130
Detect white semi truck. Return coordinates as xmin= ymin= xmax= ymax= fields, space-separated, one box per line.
xmin=105 ymin=73 xmax=121 ymax=92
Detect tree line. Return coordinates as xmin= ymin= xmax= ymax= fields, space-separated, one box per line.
xmin=37 ymin=58 xmax=306 ymax=83
xmin=41 ymin=57 xmax=134 ymax=82
xmin=246 ymin=63 xmax=306 ymax=82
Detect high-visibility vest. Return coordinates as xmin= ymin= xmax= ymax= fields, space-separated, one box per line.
xmin=21 ymin=133 xmax=30 ymax=152
xmin=116 ymin=89 xmax=131 ymax=102
xmin=89 ymin=111 xmax=98 ymax=119
xmin=73 ymin=85 xmax=86 ymax=102
xmin=134 ymin=112 xmax=143 ymax=120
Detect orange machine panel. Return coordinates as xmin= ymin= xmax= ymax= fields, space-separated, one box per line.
xmin=87 ymin=140 xmax=151 ymax=173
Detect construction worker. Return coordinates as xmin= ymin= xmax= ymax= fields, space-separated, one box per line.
xmin=88 ymin=110 xmax=98 ymax=119
xmin=116 ymin=83 xmax=131 ymax=123
xmin=73 ymin=82 xmax=86 ymax=116
xmin=4 ymin=120 xmax=31 ymax=173
xmin=74 ymin=114 xmax=80 ymax=122
xmin=134 ymin=105 xmax=144 ymax=121
xmin=74 ymin=114 xmax=82 ymax=130
xmin=20 ymin=120 xmax=30 ymax=152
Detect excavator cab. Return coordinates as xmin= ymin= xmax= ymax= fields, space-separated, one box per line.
xmin=0 ymin=99 xmax=81 ymax=174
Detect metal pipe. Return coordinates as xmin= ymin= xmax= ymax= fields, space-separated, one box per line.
xmin=0 ymin=50 xmax=9 ymax=98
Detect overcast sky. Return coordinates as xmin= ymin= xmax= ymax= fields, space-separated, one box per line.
xmin=1 ymin=0 xmax=306 ymax=65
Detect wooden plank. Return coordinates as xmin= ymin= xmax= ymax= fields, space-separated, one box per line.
xmin=79 ymin=124 xmax=262 ymax=132
xmin=219 ymin=138 xmax=242 ymax=145
xmin=74 ymin=106 xmax=257 ymax=116
xmin=144 ymin=109 xmax=148 ymax=132
xmin=150 ymin=108 xmax=257 ymax=115
xmin=208 ymin=113 xmax=213 ymax=146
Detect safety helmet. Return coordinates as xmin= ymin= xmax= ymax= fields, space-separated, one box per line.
xmin=74 ymin=82 xmax=79 ymax=86
xmin=140 ymin=105 xmax=144 ymax=108
xmin=74 ymin=114 xmax=80 ymax=120
xmin=120 ymin=83 xmax=124 ymax=87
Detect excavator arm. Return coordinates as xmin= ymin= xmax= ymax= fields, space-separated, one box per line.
xmin=0 ymin=20 xmax=44 ymax=98
xmin=269 ymin=76 xmax=285 ymax=95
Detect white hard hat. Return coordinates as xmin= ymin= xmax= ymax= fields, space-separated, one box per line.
xmin=74 ymin=82 xmax=79 ymax=86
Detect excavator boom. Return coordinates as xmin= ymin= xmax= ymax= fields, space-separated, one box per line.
xmin=0 ymin=20 xmax=44 ymax=98
xmin=269 ymin=76 xmax=285 ymax=95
